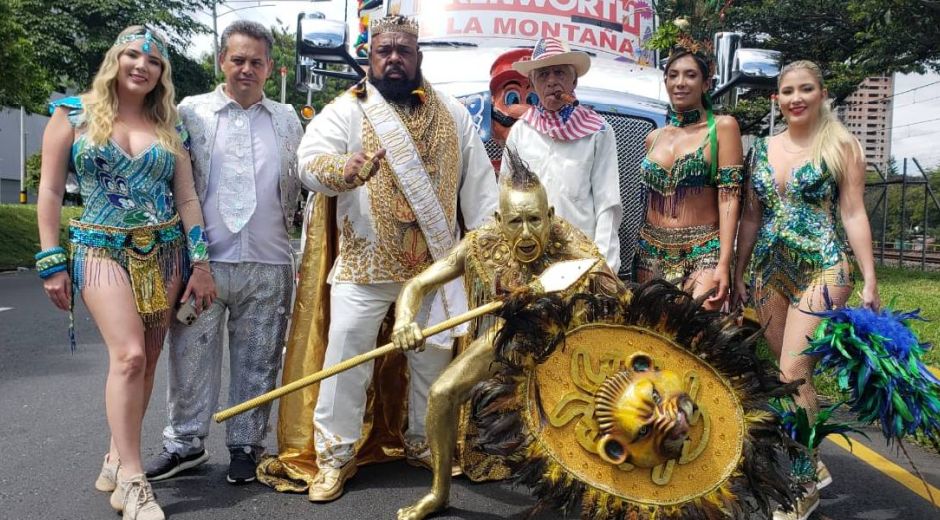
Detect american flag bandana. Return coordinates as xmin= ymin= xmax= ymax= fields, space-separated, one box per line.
xmin=521 ymin=102 xmax=606 ymax=141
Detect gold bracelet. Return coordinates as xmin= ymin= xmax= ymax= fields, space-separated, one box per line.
xmin=193 ymin=263 xmax=211 ymax=274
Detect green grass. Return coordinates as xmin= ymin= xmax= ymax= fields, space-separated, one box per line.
xmin=0 ymin=204 xmax=82 ymax=270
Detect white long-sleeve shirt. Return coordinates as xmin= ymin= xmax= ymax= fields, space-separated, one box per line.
xmin=501 ymin=120 xmax=622 ymax=272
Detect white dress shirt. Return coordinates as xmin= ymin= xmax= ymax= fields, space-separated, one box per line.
xmin=203 ymin=95 xmax=292 ymax=265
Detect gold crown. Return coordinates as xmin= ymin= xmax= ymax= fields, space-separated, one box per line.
xmin=369 ymin=14 xmax=419 ymax=38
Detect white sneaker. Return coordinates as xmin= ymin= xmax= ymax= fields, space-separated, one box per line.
xmin=110 ymin=473 xmax=165 ymax=520
xmin=95 ymin=453 xmax=119 ymax=492
xmin=773 ymin=485 xmax=820 ymax=520
xmin=816 ymin=459 xmax=833 ymax=490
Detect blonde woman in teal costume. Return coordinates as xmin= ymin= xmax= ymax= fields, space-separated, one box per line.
xmin=637 ymin=48 xmax=744 ymax=310
xmin=733 ymin=61 xmax=880 ymax=520
xmin=36 ymin=26 xmax=215 ymax=520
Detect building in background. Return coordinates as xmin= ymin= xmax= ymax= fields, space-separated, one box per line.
xmin=0 ymin=107 xmax=48 ymax=204
xmin=838 ymin=75 xmax=894 ymax=174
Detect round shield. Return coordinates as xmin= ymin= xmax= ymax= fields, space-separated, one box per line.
xmin=524 ymin=323 xmax=745 ymax=507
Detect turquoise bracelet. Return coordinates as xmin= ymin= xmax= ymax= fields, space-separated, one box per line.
xmin=35 ymin=247 xmax=68 ymax=279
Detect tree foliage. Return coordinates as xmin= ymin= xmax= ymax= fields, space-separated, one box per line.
xmin=9 ymin=0 xmax=215 ymax=110
xmin=649 ymin=1 xmax=940 ymax=132
xmin=0 ymin=1 xmax=53 ymax=112
xmin=725 ymin=0 xmax=940 ymax=101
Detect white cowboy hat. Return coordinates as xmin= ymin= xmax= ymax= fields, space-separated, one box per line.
xmin=512 ymin=37 xmax=591 ymax=77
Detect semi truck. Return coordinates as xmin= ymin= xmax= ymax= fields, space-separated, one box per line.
xmin=294 ymin=0 xmax=780 ymax=279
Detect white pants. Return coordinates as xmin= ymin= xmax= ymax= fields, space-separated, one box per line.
xmin=313 ymin=282 xmax=452 ymax=468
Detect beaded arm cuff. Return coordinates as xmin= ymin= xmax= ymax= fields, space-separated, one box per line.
xmin=35 ymin=246 xmax=68 ymax=279
xmin=187 ymin=226 xmax=209 ymax=264
xmin=307 ymin=153 xmax=360 ymax=192
xmin=716 ymin=165 xmax=744 ymax=190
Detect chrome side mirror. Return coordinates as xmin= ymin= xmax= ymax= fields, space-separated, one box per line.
xmin=733 ymin=48 xmax=782 ymax=86
xmin=712 ymin=48 xmax=781 ymax=99
xmin=296 ymin=12 xmax=364 ymax=81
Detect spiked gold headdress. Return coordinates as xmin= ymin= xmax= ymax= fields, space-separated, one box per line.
xmin=369 ymin=14 xmax=419 ymax=39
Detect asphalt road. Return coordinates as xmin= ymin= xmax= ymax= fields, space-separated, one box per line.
xmin=1 ymin=270 xmax=938 ymax=520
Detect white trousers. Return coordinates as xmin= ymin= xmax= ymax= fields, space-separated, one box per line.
xmin=313 ymin=282 xmax=452 ymax=468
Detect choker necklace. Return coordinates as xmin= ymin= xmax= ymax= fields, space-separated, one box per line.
xmin=667 ymin=107 xmax=702 ymax=127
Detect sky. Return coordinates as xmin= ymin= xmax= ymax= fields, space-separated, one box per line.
xmin=890 ymin=72 xmax=940 ymax=171
xmin=193 ymin=1 xmax=940 ymax=170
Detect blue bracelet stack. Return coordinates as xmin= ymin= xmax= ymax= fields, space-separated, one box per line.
xmin=35 ymin=246 xmax=68 ymax=279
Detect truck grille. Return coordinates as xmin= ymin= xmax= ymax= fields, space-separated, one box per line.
xmin=483 ymin=113 xmax=655 ymax=279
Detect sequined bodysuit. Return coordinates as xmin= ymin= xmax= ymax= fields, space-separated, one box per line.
xmin=748 ymin=137 xmax=851 ymax=304
xmin=49 ymin=96 xmax=207 ymax=331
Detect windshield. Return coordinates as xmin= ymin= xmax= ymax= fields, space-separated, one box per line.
xmin=395 ymin=0 xmax=657 ymax=64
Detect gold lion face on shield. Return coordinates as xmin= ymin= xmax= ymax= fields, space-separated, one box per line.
xmin=593 ymin=353 xmax=697 ymax=469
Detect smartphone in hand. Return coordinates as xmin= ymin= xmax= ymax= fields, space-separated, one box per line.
xmin=176 ymin=297 xmax=198 ymax=325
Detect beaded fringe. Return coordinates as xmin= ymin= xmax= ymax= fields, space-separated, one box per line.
xmin=68 ymin=240 xmax=186 ymax=351
xmin=637 ymin=224 xmax=720 ymax=283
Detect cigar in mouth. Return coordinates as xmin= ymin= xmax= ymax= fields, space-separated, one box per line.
xmin=556 ymin=91 xmax=578 ymax=105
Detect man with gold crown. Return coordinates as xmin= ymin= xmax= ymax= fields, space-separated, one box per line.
xmin=390 ymin=148 xmax=618 ymax=520
xmin=502 ymin=37 xmax=623 ymax=274
xmin=258 ymin=13 xmax=497 ymax=503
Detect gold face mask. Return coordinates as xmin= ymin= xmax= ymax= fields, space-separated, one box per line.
xmin=496 ymin=188 xmax=553 ymax=265
xmin=594 ymin=354 xmax=697 ymax=469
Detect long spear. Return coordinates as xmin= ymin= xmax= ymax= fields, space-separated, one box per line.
xmin=213 ymin=258 xmax=598 ymax=423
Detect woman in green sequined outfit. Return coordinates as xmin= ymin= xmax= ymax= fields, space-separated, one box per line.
xmin=637 ymin=50 xmax=744 ymax=311
xmin=733 ymin=61 xmax=880 ymax=519
xmin=37 ymin=27 xmax=216 ymax=519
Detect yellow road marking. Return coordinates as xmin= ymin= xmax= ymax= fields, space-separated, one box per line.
xmin=828 ymin=435 xmax=939 ymax=506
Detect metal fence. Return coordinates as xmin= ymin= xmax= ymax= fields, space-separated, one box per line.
xmin=865 ymin=158 xmax=940 ymax=271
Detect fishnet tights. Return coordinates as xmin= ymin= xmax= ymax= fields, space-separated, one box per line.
xmin=755 ymin=281 xmax=852 ymax=422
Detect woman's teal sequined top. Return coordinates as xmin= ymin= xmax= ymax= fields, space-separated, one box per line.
xmin=49 ymin=96 xmax=188 ymax=228
xmin=641 ymin=131 xmax=743 ymax=215
xmin=748 ymin=137 xmax=846 ymax=297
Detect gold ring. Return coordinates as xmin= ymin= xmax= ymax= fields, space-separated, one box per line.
xmin=357 ymin=155 xmax=376 ymax=181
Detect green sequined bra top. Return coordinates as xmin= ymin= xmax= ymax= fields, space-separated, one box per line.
xmin=641 ymin=127 xmax=743 ymax=215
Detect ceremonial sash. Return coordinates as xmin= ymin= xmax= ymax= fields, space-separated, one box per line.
xmin=359 ymin=84 xmax=468 ymax=346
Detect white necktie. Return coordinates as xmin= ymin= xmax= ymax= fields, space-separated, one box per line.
xmin=218 ymin=108 xmax=256 ymax=233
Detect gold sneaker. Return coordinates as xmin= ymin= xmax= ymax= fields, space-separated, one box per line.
xmin=773 ymin=486 xmax=820 ymax=520
xmin=406 ymin=454 xmax=464 ymax=478
xmin=308 ymin=461 xmax=357 ymax=503
xmin=110 ymin=473 xmax=165 ymax=520
xmin=95 ymin=453 xmax=119 ymax=492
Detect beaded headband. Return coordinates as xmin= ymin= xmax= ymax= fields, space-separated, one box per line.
xmin=114 ymin=29 xmax=168 ymax=58
xmin=369 ymin=15 xmax=419 ymax=39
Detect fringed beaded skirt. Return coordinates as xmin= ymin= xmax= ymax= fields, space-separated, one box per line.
xmin=69 ymin=215 xmax=187 ymax=329
xmin=637 ymin=223 xmax=720 ymax=284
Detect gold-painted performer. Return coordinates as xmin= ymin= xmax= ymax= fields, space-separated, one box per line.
xmin=391 ymin=149 xmax=619 ymax=520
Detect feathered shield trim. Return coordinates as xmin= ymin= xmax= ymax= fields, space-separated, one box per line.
xmin=804 ymin=305 xmax=940 ymax=449
xmin=471 ymin=279 xmax=799 ymax=519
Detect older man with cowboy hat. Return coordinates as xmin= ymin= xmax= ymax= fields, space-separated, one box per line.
xmin=500 ymin=37 xmax=622 ymax=273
